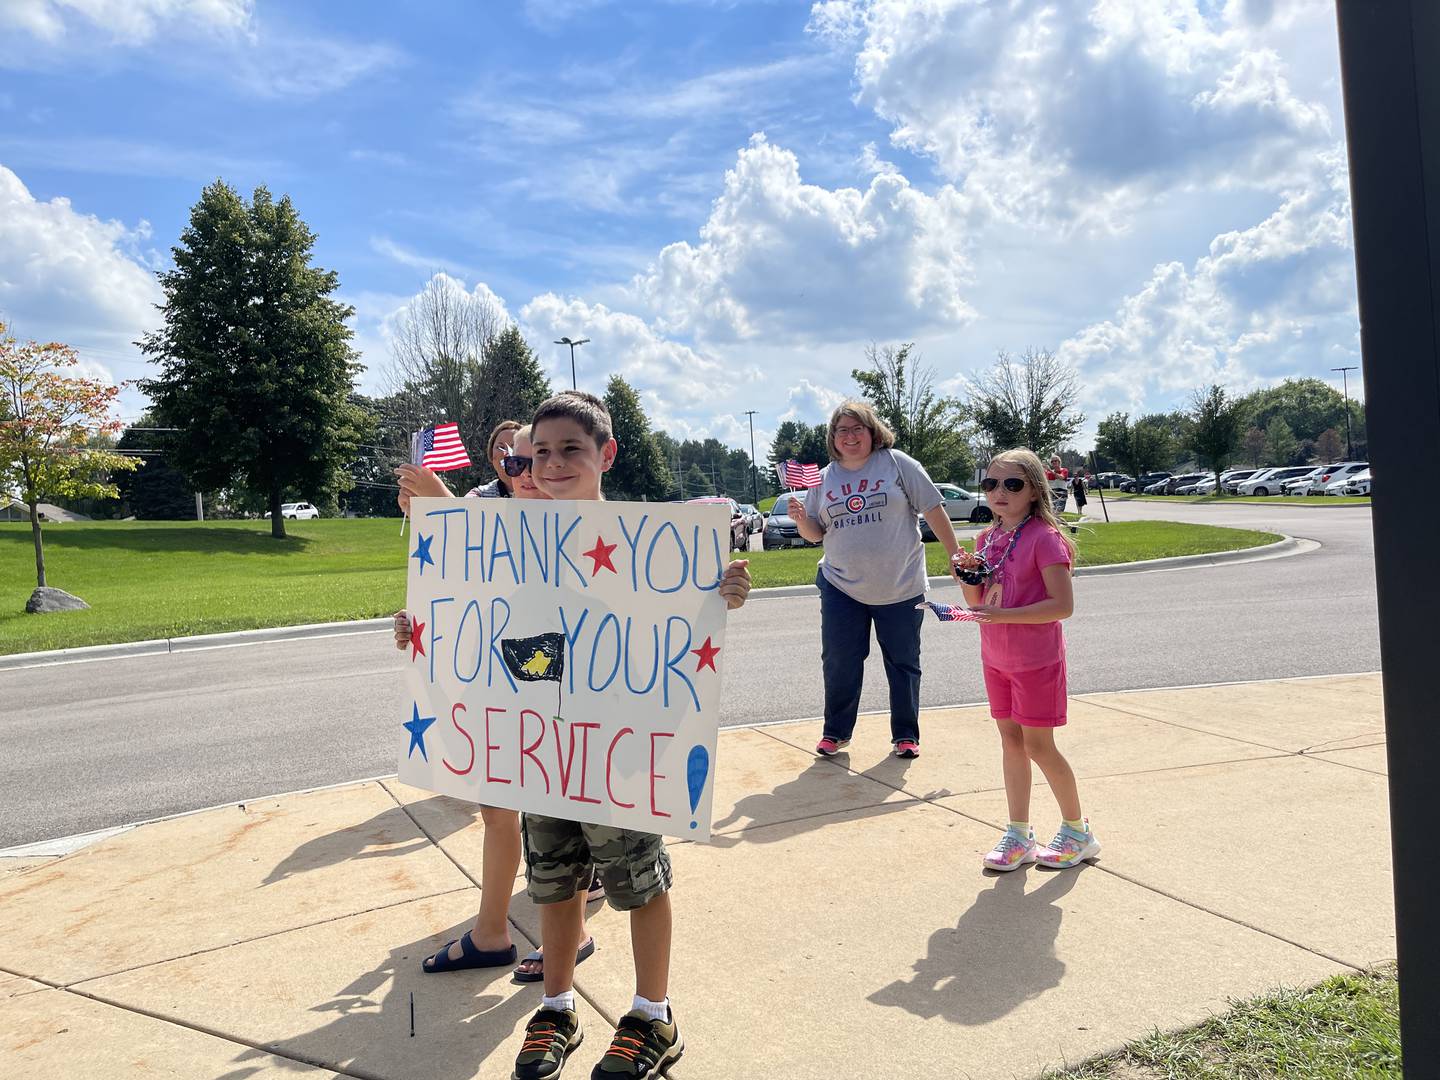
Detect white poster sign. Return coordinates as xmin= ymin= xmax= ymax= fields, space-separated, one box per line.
xmin=399 ymin=497 xmax=732 ymax=841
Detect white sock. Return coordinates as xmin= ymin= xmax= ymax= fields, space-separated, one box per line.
xmin=631 ymin=994 xmax=669 ymax=1022
xmin=542 ymin=990 xmax=576 ymax=1013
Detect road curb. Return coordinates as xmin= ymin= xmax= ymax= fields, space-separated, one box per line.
xmin=0 ymin=618 xmax=392 ymax=671
xmin=0 ymin=535 xmax=1306 ymax=669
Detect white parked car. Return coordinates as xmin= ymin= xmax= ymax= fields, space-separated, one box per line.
xmin=1289 ymin=462 xmax=1368 ymax=496
xmin=1236 ymin=466 xmax=1316 ymax=496
xmin=1343 ymin=469 xmax=1372 ymax=495
xmin=280 ymin=501 xmax=320 ymax=519
xmin=1217 ymin=469 xmax=1261 ymax=493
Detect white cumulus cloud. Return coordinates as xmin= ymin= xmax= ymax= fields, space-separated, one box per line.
xmin=0 ymin=163 xmax=161 ymax=383
xmin=0 ymin=0 xmax=250 ymax=43
xmin=629 ymin=134 xmax=976 ymax=344
xmin=1057 ymin=148 xmax=1358 ymax=417
xmin=809 ymin=0 xmax=1335 ymax=227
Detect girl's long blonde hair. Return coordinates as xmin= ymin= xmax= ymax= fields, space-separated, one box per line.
xmin=988 ymin=448 xmax=1077 ymax=563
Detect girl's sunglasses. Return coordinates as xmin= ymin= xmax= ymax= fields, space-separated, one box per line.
xmin=501 ymin=452 xmax=533 ymax=477
xmin=980 ymin=477 xmax=1026 ymax=493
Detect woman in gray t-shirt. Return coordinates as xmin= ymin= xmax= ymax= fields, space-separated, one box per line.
xmin=792 ymin=401 xmax=964 ymax=758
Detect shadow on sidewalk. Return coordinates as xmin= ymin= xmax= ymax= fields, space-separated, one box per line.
xmin=263 ymin=796 xmax=476 ymax=885
xmin=868 ymin=867 xmax=1083 ymax=1025
xmin=708 ymin=758 xmax=946 ymax=845
xmin=214 ymin=921 xmax=534 ymax=1080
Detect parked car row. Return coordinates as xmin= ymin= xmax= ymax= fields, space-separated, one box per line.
xmin=1112 ymin=462 xmax=1371 ymax=497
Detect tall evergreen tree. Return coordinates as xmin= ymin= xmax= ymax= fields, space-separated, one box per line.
xmin=603 ymin=374 xmax=673 ymax=501
xmin=1188 ymin=384 xmax=1242 ymax=490
xmin=1263 ymin=416 xmax=1301 ymax=466
xmin=139 ymin=182 xmax=366 ymax=538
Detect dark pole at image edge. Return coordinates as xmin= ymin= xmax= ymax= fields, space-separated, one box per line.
xmin=1334 ymin=1 xmax=1440 ymax=1070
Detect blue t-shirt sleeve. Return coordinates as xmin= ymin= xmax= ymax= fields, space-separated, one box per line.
xmin=892 ymin=451 xmax=943 ymax=513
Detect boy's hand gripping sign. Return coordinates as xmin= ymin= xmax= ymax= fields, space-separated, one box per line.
xmin=400 ymin=498 xmax=732 ymax=841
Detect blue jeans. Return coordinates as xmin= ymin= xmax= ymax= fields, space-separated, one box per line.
xmin=817 ymin=569 xmax=924 ymax=744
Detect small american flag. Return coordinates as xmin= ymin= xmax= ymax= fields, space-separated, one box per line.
xmin=916 ymin=600 xmax=981 ymax=623
xmin=777 ymin=459 xmax=822 ymax=489
xmin=411 ymin=422 xmax=472 ymax=472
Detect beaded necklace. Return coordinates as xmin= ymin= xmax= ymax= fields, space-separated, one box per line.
xmin=977 ymin=513 xmax=1032 ymax=583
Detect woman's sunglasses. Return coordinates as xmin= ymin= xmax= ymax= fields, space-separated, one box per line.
xmin=980 ymin=477 xmax=1026 ymax=493
xmin=501 ymin=451 xmax=533 ymax=477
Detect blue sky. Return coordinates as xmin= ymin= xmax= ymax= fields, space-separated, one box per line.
xmin=0 ymin=0 xmax=1361 ymax=456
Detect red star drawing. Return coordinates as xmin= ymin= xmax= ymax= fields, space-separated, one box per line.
xmin=583 ymin=536 xmax=618 ymax=576
xmin=692 ymin=636 xmax=720 ymax=673
xmin=410 ymin=619 xmax=426 ymax=662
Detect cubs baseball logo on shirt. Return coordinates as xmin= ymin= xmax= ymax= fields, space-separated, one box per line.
xmin=845 ymin=494 xmax=866 ymax=513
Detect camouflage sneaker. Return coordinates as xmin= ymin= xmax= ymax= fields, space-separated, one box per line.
xmin=514 ymin=1007 xmax=583 ymax=1080
xmin=590 ymin=1008 xmax=684 ymax=1078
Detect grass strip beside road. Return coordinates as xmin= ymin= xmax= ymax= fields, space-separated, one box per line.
xmin=1043 ymin=966 xmax=1400 ymax=1079
xmin=1109 ymin=493 xmax=1371 ymax=506
xmin=0 ymin=519 xmax=1279 ymax=655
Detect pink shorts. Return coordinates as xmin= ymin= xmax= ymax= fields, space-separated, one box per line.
xmin=983 ymin=660 xmax=1068 ymax=727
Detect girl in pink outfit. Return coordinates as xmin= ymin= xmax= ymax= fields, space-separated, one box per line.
xmin=954 ymin=448 xmax=1100 ymax=872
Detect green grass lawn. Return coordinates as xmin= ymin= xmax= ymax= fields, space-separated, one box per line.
xmin=1043 ymin=966 xmax=1400 ymax=1079
xmin=1109 ymin=492 xmax=1371 ymax=507
xmin=1 ymin=518 xmax=1279 ymax=654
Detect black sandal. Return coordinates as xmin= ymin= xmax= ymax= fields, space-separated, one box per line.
xmin=421 ymin=930 xmax=517 ymax=973
xmin=513 ymin=937 xmax=596 ymax=983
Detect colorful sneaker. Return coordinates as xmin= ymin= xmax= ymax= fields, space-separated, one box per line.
xmin=893 ymin=740 xmax=920 ymax=759
xmin=815 ymin=736 xmax=850 ymax=756
xmin=514 ymin=1007 xmax=583 ymax=1080
xmin=982 ymin=827 xmax=1036 ymax=872
xmin=1035 ymin=820 xmax=1101 ymax=869
xmin=591 ymin=1008 xmax=684 ymax=1078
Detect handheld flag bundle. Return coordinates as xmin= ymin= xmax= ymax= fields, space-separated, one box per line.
xmin=915 ymin=600 xmax=982 ymax=623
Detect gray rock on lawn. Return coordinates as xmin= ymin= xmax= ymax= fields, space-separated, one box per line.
xmin=25 ymin=587 xmax=90 ymax=614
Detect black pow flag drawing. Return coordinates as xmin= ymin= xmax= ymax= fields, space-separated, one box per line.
xmin=501 ymin=633 xmax=566 ymax=683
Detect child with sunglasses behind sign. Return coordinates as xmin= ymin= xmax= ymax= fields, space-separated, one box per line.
xmin=953 ymin=448 xmax=1100 ymax=873
xmin=392 ymin=425 xmax=601 ymax=984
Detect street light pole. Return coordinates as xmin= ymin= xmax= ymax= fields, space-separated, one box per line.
xmin=554 ymin=336 xmax=590 ymax=391
xmin=744 ymin=410 xmax=759 ymax=507
xmin=1331 ymin=365 xmax=1358 ymax=459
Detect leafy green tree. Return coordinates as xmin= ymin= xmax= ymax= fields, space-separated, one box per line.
xmin=1315 ymin=427 xmax=1344 ymax=463
xmin=967 ymin=347 xmax=1084 ymax=457
xmin=139 ymin=182 xmax=366 ymax=538
xmin=603 ymin=375 xmax=673 ymax=501
xmin=470 ymin=325 xmax=552 ymax=484
xmin=1188 ymin=384 xmax=1242 ymax=490
xmin=1235 ymin=378 xmax=1349 ymax=445
xmin=1 ymin=325 xmax=138 ymax=591
xmin=853 ymin=342 xmax=971 ymax=479
xmin=1263 ymin=416 xmax=1301 ymax=466
xmin=683 ymin=462 xmax=713 ymax=497
xmin=1241 ymin=426 xmax=1267 ymax=467
xmin=1096 ymin=411 xmax=1176 ymax=482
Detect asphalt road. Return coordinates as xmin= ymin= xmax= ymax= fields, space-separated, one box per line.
xmin=0 ymin=499 xmax=1379 ymax=848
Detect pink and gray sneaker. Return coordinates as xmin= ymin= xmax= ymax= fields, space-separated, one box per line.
xmin=982 ymin=827 xmax=1036 ymax=872
xmin=815 ymin=736 xmax=850 ymax=756
xmin=1034 ymin=819 xmax=1101 ymax=869
xmin=893 ymin=740 xmax=920 ymax=759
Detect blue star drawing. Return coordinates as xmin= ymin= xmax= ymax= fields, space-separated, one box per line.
xmin=403 ymin=703 xmax=437 ymax=761
xmin=411 ymin=532 xmax=435 ymax=574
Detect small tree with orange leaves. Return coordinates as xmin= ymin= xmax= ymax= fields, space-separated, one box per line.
xmin=0 ymin=323 xmax=138 ymax=600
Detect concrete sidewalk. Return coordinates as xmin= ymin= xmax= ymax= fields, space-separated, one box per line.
xmin=0 ymin=674 xmax=1393 ymax=1079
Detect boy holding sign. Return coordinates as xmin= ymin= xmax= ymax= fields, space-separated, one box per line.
xmin=514 ymin=392 xmax=752 ymax=1080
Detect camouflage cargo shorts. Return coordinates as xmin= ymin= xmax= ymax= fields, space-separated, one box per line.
xmin=521 ymin=813 xmax=672 ymax=912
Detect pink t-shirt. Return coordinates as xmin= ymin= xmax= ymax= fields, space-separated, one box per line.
xmin=977 ymin=520 xmax=1073 ymax=672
